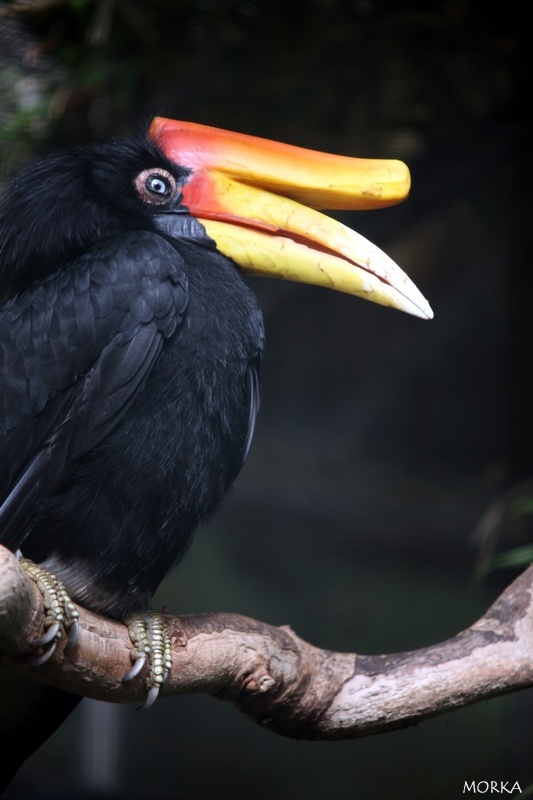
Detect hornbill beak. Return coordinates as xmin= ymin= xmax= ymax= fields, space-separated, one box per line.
xmin=149 ymin=118 xmax=432 ymax=320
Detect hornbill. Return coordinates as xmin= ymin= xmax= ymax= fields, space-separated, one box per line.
xmin=0 ymin=118 xmax=432 ymax=788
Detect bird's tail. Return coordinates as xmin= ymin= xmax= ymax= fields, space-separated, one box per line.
xmin=0 ymin=668 xmax=81 ymax=793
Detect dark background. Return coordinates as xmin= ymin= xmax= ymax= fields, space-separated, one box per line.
xmin=1 ymin=1 xmax=533 ymax=797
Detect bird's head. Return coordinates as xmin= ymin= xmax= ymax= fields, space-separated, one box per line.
xmin=0 ymin=118 xmax=432 ymax=319
xmin=0 ymin=135 xmax=186 ymax=297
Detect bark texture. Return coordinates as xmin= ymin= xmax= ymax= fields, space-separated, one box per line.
xmin=1 ymin=545 xmax=532 ymax=739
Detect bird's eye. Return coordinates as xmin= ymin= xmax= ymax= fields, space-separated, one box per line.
xmin=135 ymin=168 xmax=177 ymax=205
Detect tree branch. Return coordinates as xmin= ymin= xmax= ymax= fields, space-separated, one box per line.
xmin=1 ymin=544 xmax=532 ymax=739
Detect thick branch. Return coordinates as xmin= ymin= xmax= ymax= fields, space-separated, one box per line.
xmin=1 ymin=544 xmax=532 ymax=739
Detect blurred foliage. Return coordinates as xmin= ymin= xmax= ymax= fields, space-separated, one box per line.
xmin=1 ymin=0 xmax=531 ymax=157
xmin=474 ymin=483 xmax=533 ymax=578
xmin=0 ymin=13 xmax=66 ymax=179
xmin=485 ymin=545 xmax=533 ymax=572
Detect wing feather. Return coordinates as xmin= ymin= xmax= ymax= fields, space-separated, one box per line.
xmin=0 ymin=230 xmax=188 ymax=549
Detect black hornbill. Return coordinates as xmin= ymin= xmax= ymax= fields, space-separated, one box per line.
xmin=0 ymin=118 xmax=432 ymax=787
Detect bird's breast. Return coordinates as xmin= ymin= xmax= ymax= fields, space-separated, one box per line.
xmin=23 ymin=250 xmax=263 ymax=618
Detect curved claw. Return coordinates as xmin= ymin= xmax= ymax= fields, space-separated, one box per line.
xmin=138 ymin=686 xmax=160 ymax=711
xmin=123 ymin=655 xmax=147 ymax=682
xmin=34 ymin=622 xmax=60 ymax=647
xmin=31 ymin=640 xmax=57 ymax=666
xmin=65 ymin=619 xmax=80 ymax=651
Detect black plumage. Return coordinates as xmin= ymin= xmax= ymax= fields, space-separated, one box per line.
xmin=0 ymin=131 xmax=263 ymax=617
xmin=0 ymin=128 xmax=263 ymax=789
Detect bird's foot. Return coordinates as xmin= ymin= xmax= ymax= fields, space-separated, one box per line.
xmin=123 ymin=609 xmax=173 ymax=710
xmin=18 ymin=556 xmax=80 ymax=664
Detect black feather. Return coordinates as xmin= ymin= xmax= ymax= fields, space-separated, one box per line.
xmin=0 ymin=125 xmax=264 ymax=784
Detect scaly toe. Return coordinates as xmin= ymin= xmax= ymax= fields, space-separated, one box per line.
xmin=19 ymin=557 xmax=80 ymax=661
xmin=123 ymin=609 xmax=173 ymax=709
